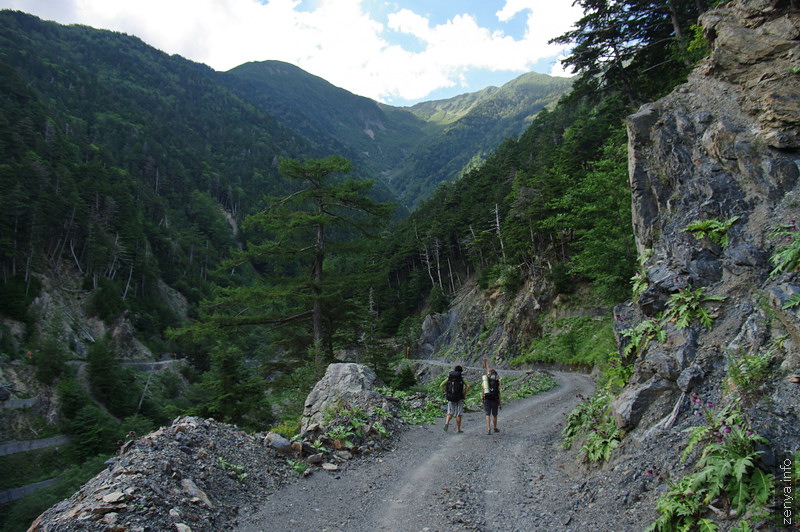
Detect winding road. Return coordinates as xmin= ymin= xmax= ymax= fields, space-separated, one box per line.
xmin=235 ymin=371 xmax=594 ymax=532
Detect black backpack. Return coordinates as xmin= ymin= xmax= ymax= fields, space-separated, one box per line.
xmin=485 ymin=373 xmax=499 ymax=400
xmin=445 ymin=371 xmax=464 ymax=401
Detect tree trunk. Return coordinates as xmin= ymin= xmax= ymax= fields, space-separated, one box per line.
xmin=312 ymin=219 xmax=325 ymax=376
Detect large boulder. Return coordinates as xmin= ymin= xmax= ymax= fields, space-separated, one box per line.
xmin=299 ymin=363 xmax=391 ymax=433
xmin=612 ymin=376 xmax=674 ymax=430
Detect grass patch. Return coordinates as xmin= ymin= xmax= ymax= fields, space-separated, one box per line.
xmin=507 ymin=373 xmax=557 ymax=400
xmin=511 ymin=316 xmax=615 ymax=366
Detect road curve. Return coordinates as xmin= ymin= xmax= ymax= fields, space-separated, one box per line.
xmin=235 ymin=371 xmax=594 ymax=532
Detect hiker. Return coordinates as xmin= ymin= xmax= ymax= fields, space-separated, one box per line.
xmin=442 ymin=365 xmax=469 ymax=433
xmin=482 ymin=368 xmax=501 ymax=435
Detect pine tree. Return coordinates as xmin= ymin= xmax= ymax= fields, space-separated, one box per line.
xmin=181 ymin=155 xmax=393 ymax=376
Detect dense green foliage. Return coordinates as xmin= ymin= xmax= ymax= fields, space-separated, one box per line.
xmin=0 ymin=455 xmax=109 ymax=532
xmin=0 ymin=0 xmax=715 ymax=517
xmin=511 ymin=316 xmax=616 ymax=367
xmin=648 ymin=400 xmax=773 ymax=531
xmin=562 ymin=352 xmax=632 ymax=462
xmin=0 ymin=10 xmax=312 ymax=342
xmin=393 ymin=73 xmax=574 ymax=207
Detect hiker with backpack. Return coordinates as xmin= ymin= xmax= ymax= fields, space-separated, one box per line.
xmin=482 ymin=369 xmax=501 ymax=435
xmin=441 ymin=365 xmax=470 ymax=433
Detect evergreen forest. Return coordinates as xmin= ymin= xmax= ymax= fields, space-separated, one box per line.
xmin=0 ymin=1 xmax=713 ymax=528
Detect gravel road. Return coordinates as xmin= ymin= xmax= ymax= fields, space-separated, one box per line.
xmin=234 ymin=371 xmax=600 ymax=532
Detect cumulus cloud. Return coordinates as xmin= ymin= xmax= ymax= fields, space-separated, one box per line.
xmin=0 ymin=0 xmax=580 ymax=103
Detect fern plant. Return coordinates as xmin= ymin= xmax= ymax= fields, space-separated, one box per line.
xmin=783 ymin=292 xmax=800 ymax=310
xmin=631 ymin=248 xmax=653 ymax=299
xmin=682 ymin=216 xmax=740 ymax=248
xmin=726 ymin=348 xmax=773 ymax=399
xmin=217 ymin=457 xmax=248 ymax=482
xmin=664 ymin=287 xmax=725 ymax=329
xmin=287 ymin=459 xmax=307 ymax=475
xmin=620 ymin=318 xmax=666 ymax=358
xmin=581 ymin=415 xmax=621 ymax=462
xmin=562 ymin=390 xmax=621 ymax=463
xmin=649 ymin=403 xmax=773 ymax=531
xmin=327 ymin=425 xmax=355 ymax=448
xmin=769 ymin=221 xmax=800 ymax=277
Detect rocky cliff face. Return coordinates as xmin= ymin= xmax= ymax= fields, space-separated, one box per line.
xmin=617 ymin=0 xmax=799 ymax=461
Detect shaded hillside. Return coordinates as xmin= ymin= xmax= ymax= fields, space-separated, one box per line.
xmin=223 ymin=61 xmax=427 ymax=182
xmin=388 ymin=73 xmax=574 ymax=207
xmin=224 ymin=61 xmax=573 ymax=209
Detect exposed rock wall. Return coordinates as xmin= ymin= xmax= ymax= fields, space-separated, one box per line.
xmin=617 ymin=0 xmax=800 ymax=459
xmin=416 ymin=279 xmax=548 ymax=366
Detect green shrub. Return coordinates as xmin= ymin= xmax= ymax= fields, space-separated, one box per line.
xmin=68 ymin=405 xmax=122 ymax=460
xmin=512 ymin=316 xmax=615 ymax=366
xmin=0 ymin=455 xmax=109 ymax=532
xmin=548 ymin=262 xmax=576 ymax=295
xmin=682 ymin=216 xmax=740 ymax=248
xmin=391 ymin=364 xmax=417 ymax=390
xmin=271 ymin=419 xmax=300 ymax=439
xmin=769 ymin=221 xmax=800 ymax=278
xmin=57 ymin=377 xmax=91 ymax=420
xmin=0 ymin=275 xmax=41 ymax=325
xmin=427 ymin=285 xmax=449 ymax=313
xmin=648 ymin=401 xmax=772 ymax=531
xmin=508 ymin=373 xmax=557 ymax=399
xmin=86 ymin=278 xmax=125 ymax=322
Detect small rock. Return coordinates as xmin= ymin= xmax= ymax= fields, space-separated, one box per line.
xmin=101 ymin=491 xmax=126 ymax=504
xmin=180 ymin=479 xmax=213 ymax=508
xmin=333 ymin=450 xmax=353 ymax=461
xmin=321 ymin=463 xmax=339 ymax=472
xmin=175 ymin=524 xmax=192 ymax=532
xmin=306 ymin=453 xmax=325 ymax=464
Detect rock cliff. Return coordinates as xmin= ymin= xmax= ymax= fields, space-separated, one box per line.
xmin=617 ymin=0 xmax=799 ymax=467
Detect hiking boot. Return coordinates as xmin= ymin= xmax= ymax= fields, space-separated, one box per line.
xmin=494 ymin=427 xmax=500 ymax=433
xmin=486 ymin=429 xmax=491 ymax=435
xmin=443 ymin=423 xmax=449 ymax=432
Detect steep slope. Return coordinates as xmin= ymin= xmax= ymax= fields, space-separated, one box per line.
xmin=388 ymin=73 xmax=574 ymax=207
xmin=222 ymin=61 xmax=428 ymax=180
xmin=599 ymin=0 xmax=800 ymax=527
xmin=224 ymin=61 xmax=573 ymax=209
xmin=616 ymin=0 xmax=799 ymax=449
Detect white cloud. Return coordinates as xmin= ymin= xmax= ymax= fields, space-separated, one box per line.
xmin=0 ymin=0 xmax=581 ymax=103
xmin=549 ymin=55 xmax=575 ymax=77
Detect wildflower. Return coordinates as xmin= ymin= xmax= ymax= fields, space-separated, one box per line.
xmin=705 ymin=401 xmax=713 ymax=408
xmin=722 ymin=426 xmax=731 ymax=434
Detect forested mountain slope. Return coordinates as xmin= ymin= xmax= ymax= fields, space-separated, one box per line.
xmin=6 ymin=0 xmax=799 ymax=529
xmin=389 ymin=72 xmax=573 ymax=207
xmin=223 ymin=62 xmax=573 ymax=208
xmin=223 ymin=60 xmax=428 ymax=182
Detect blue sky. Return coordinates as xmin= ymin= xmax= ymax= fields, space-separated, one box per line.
xmin=0 ymin=0 xmax=582 ymax=106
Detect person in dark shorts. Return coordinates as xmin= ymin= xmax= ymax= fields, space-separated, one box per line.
xmin=482 ymin=369 xmax=501 ymax=435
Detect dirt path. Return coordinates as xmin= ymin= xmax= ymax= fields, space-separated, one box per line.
xmin=235 ymin=371 xmax=595 ymax=532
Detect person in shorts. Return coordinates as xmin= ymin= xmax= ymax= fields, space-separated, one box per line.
xmin=441 ymin=365 xmax=470 ymax=433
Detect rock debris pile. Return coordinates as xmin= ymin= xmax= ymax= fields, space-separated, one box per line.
xmin=29 ymin=364 xmax=417 ymax=531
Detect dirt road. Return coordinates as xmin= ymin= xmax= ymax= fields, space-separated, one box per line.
xmin=235 ymin=371 xmax=595 ymax=532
